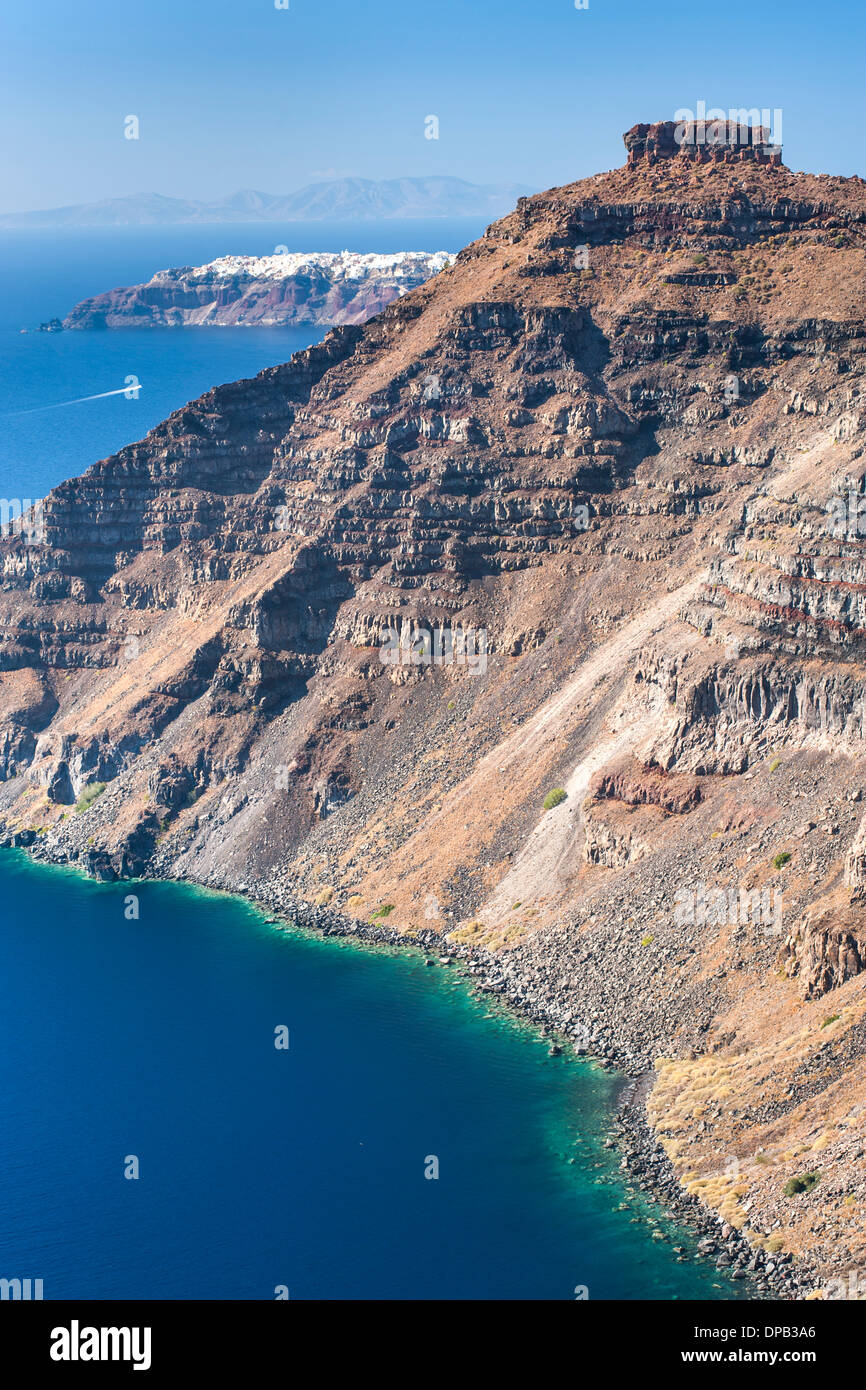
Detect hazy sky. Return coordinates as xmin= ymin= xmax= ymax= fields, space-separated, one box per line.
xmin=1 ymin=0 xmax=863 ymax=213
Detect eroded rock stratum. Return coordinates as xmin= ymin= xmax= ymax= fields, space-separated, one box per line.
xmin=3 ymin=126 xmax=866 ymax=1293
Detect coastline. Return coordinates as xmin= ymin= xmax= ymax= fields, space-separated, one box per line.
xmin=5 ymin=830 xmax=817 ymax=1300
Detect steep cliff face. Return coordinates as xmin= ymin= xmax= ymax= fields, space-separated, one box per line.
xmin=62 ymin=251 xmax=453 ymax=328
xmin=3 ymin=130 xmax=866 ymax=1291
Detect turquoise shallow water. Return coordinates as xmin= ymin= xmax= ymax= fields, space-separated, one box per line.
xmin=0 ymin=852 xmax=746 ymax=1299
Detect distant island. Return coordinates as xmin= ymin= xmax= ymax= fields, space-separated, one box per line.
xmin=61 ymin=250 xmax=454 ymax=329
xmin=0 ymin=176 xmax=530 ymax=229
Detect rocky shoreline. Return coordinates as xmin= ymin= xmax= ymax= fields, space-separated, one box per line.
xmin=612 ymin=1076 xmax=811 ymax=1300
xmin=6 ymin=827 xmax=818 ymax=1300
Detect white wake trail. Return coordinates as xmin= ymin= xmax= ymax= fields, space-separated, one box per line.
xmin=2 ymin=384 xmax=142 ymax=418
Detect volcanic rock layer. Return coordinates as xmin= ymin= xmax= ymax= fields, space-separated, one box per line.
xmin=3 ymin=125 xmax=866 ymax=1294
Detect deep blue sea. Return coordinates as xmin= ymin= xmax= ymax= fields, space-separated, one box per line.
xmin=0 ymin=854 xmax=745 ymax=1300
xmin=0 ymin=224 xmax=743 ymax=1299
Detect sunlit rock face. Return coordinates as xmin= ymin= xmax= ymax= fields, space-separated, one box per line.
xmin=4 ymin=122 xmax=866 ymax=1290
xmin=62 ymin=250 xmax=455 ymax=329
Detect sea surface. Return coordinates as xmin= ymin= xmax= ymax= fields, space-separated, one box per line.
xmin=0 ymin=853 xmax=746 ymax=1300
xmin=0 ymin=220 xmax=483 ymax=501
xmin=0 ymin=223 xmax=744 ymax=1299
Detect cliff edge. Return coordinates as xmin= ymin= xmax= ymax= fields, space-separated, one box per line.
xmin=3 ymin=124 xmax=866 ymax=1294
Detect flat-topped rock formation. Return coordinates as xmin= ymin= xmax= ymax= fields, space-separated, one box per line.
xmin=624 ymin=119 xmax=782 ymax=166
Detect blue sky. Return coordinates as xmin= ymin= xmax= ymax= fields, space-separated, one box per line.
xmin=1 ymin=0 xmax=863 ymax=212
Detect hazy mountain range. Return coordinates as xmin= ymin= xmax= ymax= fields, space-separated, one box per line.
xmin=0 ymin=177 xmax=531 ymax=228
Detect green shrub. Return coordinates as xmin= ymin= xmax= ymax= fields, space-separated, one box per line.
xmin=641 ymin=934 xmax=654 ymax=947
xmin=783 ymin=1171 xmax=820 ymax=1197
xmin=74 ymin=782 xmax=106 ymax=814
xmin=370 ymin=904 xmax=394 ymax=920
xmin=821 ymin=1015 xmax=840 ymax=1029
xmin=768 ymin=757 xmax=781 ymax=772
xmin=543 ymin=788 xmax=567 ymax=811
xmin=773 ymin=851 xmax=792 ymax=870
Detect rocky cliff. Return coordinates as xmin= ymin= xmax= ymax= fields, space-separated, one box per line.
xmin=4 ymin=124 xmax=866 ymax=1295
xmin=62 ymin=250 xmax=453 ymax=329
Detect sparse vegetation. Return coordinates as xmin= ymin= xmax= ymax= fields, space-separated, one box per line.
xmin=370 ymin=903 xmax=394 ymax=919
xmin=543 ymin=787 xmax=567 ymax=811
xmin=773 ymin=851 xmax=792 ymax=870
xmin=449 ymin=918 xmax=487 ymax=943
xmin=768 ymin=757 xmax=781 ymax=772
xmin=784 ymin=1171 xmax=820 ymax=1197
xmin=74 ymin=782 xmax=106 ymax=814
xmin=821 ymin=1014 xmax=841 ymax=1029
xmin=641 ymin=934 xmax=654 ymax=947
